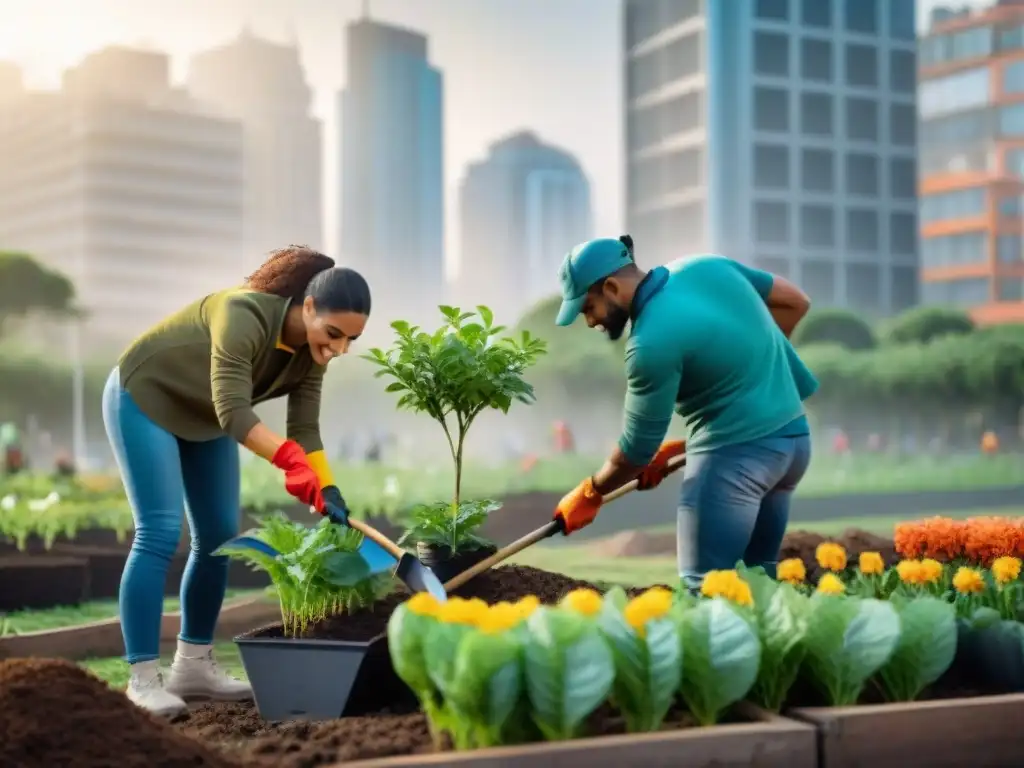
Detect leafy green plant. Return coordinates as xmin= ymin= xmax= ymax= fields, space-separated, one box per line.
xmin=364 ymin=305 xmax=546 ymax=553
xmin=215 ymin=513 xmax=391 ymax=636
xmin=396 ymin=499 xmax=500 ymax=552
xmin=874 ymin=595 xmax=957 ymax=702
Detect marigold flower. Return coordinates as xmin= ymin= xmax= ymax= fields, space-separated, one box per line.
xmin=700 ymin=570 xmax=754 ymax=607
xmin=816 ymin=573 xmax=846 ymax=595
xmin=623 ymin=587 xmax=674 ymax=636
xmin=919 ymin=558 xmax=944 ymax=584
xmin=561 ymin=588 xmax=603 ymax=616
xmin=952 ymin=567 xmax=985 ymax=595
xmin=515 ymin=595 xmax=541 ymax=619
xmin=778 ymin=558 xmax=806 ymax=584
xmin=477 ymin=601 xmax=523 ymax=634
xmin=896 ymin=559 xmax=923 ymax=585
xmin=816 ymin=542 xmax=848 ymax=572
xmin=991 ymin=556 xmax=1022 ymax=586
xmin=406 ymin=592 xmax=440 ymax=617
xmin=858 ymin=552 xmax=885 ymax=576
xmin=437 ymin=597 xmax=486 ymax=625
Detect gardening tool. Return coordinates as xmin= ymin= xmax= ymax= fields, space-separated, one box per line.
xmin=443 ymin=453 xmax=687 ymax=593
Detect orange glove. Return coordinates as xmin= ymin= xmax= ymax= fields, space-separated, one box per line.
xmin=554 ymin=477 xmax=603 ymax=534
xmin=636 ymin=439 xmax=686 ymax=491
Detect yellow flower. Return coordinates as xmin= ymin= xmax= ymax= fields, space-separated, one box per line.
xmin=952 ymin=567 xmax=985 ymax=595
xmin=515 ymin=595 xmax=540 ymax=619
xmin=816 ymin=542 xmax=848 ymax=572
xmin=777 ymin=558 xmax=806 ymax=584
xmin=700 ymin=570 xmax=754 ymax=607
xmin=920 ymin=558 xmax=944 ymax=584
xmin=992 ymin=556 xmax=1022 ymax=586
xmin=896 ymin=559 xmax=924 ymax=585
xmin=858 ymin=552 xmax=885 ymax=576
xmin=816 ymin=573 xmax=846 ymax=595
xmin=477 ymin=601 xmax=523 ymax=634
xmin=406 ymin=593 xmax=440 ymax=617
xmin=437 ymin=597 xmax=489 ymax=626
xmin=561 ymin=588 xmax=603 ymax=616
xmin=623 ymin=587 xmax=674 ymax=636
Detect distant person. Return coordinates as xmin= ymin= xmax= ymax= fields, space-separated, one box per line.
xmin=981 ymin=430 xmax=1000 ymax=455
xmin=101 ymin=246 xmax=370 ymax=717
xmin=832 ymin=429 xmax=850 ymax=456
xmin=54 ymin=449 xmax=76 ymax=478
xmin=553 ymin=420 xmax=575 ymax=454
xmin=547 ymin=236 xmax=816 ymax=587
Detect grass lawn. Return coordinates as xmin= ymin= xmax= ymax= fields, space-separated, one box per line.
xmin=80 ymin=640 xmax=247 ymax=689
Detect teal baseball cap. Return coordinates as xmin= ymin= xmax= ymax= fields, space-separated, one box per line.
xmin=555 ymin=237 xmax=634 ymax=326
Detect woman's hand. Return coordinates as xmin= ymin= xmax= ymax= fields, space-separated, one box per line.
xmin=270 ymin=440 xmax=324 ymax=511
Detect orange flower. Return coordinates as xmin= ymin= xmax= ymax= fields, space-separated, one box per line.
xmin=962 ymin=517 xmax=1022 ymax=567
xmin=894 ymin=517 xmax=966 ymax=561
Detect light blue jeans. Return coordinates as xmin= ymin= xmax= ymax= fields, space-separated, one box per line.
xmin=677 ymin=432 xmax=812 ymax=589
xmin=101 ymin=368 xmax=240 ymax=663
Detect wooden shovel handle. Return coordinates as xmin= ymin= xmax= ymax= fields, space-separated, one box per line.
xmin=443 ymin=453 xmax=686 ymax=593
xmin=345 ymin=516 xmax=405 ymax=559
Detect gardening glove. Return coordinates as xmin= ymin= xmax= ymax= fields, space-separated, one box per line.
xmin=271 ymin=440 xmax=325 ymax=512
xmin=554 ymin=477 xmax=603 ymax=535
xmin=636 ymin=439 xmax=686 ymax=491
xmin=320 ymin=485 xmax=350 ymax=526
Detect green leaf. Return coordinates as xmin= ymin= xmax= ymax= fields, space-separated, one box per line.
xmin=524 ymin=607 xmax=614 ymax=741
xmin=876 ymin=596 xmax=957 ymax=702
xmin=447 ymin=630 xmax=524 ymax=746
xmin=677 ymin=599 xmax=761 ymax=726
xmin=745 ymin=573 xmax=809 ymax=712
xmin=387 ymin=604 xmax=435 ymax=698
xmin=803 ymin=596 xmax=900 ymax=706
xmin=319 ymin=551 xmax=372 ymax=587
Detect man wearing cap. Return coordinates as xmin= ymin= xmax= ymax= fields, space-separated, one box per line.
xmin=550 ymin=235 xmax=817 ymax=585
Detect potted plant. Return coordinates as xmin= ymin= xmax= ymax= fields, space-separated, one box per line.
xmin=364 ymin=305 xmax=546 ymax=583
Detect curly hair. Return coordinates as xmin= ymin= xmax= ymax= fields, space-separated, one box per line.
xmin=245 ymin=245 xmax=335 ymax=302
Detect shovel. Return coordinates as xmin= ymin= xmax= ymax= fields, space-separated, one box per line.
xmin=443 ymin=454 xmax=687 ymax=593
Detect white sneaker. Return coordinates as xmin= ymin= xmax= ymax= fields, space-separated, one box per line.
xmin=164 ymin=640 xmax=252 ymax=701
xmin=126 ymin=660 xmax=188 ymax=718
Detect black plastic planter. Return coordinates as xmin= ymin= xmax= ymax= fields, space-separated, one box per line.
xmin=235 ymin=632 xmax=416 ymax=721
xmin=415 ymin=541 xmax=498 ymax=584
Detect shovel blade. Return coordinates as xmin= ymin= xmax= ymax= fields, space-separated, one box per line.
xmin=356 ymin=536 xmax=399 ymax=576
xmin=395 ymin=554 xmax=448 ymax=602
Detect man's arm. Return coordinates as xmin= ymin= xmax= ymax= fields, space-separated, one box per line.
xmin=729 ymin=260 xmax=811 ymax=338
xmin=591 ymin=344 xmax=680 ymax=495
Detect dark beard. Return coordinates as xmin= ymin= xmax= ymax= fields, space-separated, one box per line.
xmin=603 ymin=303 xmax=630 ymax=341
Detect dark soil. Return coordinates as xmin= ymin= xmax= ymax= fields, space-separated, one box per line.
xmin=241 ymin=565 xmax=600 ymax=642
xmin=0 ymin=657 xmax=233 ymax=767
xmin=0 ymin=556 xmax=89 ymax=611
xmin=779 ymin=527 xmax=898 ymax=585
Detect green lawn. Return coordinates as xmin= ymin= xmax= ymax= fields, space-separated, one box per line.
xmin=80 ymin=641 xmax=246 ymax=689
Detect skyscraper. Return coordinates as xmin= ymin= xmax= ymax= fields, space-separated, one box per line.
xmin=458 ymin=131 xmax=592 ymax=320
xmin=623 ymin=0 xmax=918 ymax=316
xmin=187 ymin=29 xmax=323 ymax=255
xmin=918 ymin=1 xmax=1024 ymax=325
xmin=338 ymin=15 xmax=444 ymax=322
xmin=0 ymin=47 xmax=244 ymax=351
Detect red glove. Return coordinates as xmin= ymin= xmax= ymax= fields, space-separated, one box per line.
xmin=554 ymin=477 xmax=603 ymax=534
xmin=636 ymin=439 xmax=686 ymax=491
xmin=271 ymin=441 xmax=324 ymax=512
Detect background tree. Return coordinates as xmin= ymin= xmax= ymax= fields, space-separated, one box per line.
xmin=881 ymin=306 xmax=975 ymax=345
xmin=791 ymin=309 xmax=876 ymax=350
xmin=0 ymin=251 xmax=79 ymax=337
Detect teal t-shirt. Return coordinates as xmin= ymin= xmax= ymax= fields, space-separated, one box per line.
xmin=618 ymin=254 xmax=818 ymax=464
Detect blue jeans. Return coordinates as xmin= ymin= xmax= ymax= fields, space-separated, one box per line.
xmin=677 ymin=433 xmax=811 ymax=588
xmin=101 ymin=368 xmax=240 ymax=663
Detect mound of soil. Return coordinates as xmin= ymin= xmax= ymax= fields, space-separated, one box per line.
xmin=780 ymin=527 xmax=897 ymax=584
xmin=242 ymin=564 xmax=600 ymax=642
xmin=588 ymin=530 xmax=676 ymax=557
xmin=0 ymin=658 xmax=233 ymax=768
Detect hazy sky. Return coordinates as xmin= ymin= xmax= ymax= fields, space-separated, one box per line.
xmin=0 ymin=0 xmax=988 ymax=276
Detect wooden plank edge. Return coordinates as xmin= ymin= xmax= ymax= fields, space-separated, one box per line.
xmin=788 ymin=692 xmax=1024 ymax=723
xmin=339 ymin=704 xmax=817 ymax=768
xmin=0 ymin=597 xmax=279 ymax=661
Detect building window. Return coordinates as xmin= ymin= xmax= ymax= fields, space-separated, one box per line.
xmin=890 ymin=212 xmax=917 ymax=255
xmin=801 ymin=148 xmax=834 ymax=192
xmin=845 ymin=44 xmax=878 ymax=88
xmin=754 ymin=201 xmax=789 ymax=244
xmin=847 ymin=209 xmax=879 ymax=251
xmin=755 ymin=87 xmax=789 ymax=132
xmin=661 ymin=90 xmax=702 ymax=137
xmin=890 ymin=50 xmax=916 ymax=94
xmin=664 ymin=147 xmax=702 ymax=188
xmin=754 ymin=31 xmax=789 ymax=76
xmin=666 ymin=201 xmax=705 ymax=249
xmin=999 ymin=196 xmax=1022 ymax=218
xmin=846 ymin=97 xmax=879 ymax=141
xmin=1006 ymin=149 xmax=1024 ymax=177
xmin=890 ymin=104 xmax=916 ymax=146
xmin=846 ymin=153 xmax=879 ymax=196
xmin=918 ymin=67 xmax=990 ymax=119
xmin=1004 ymin=60 xmax=1024 ymax=94
xmin=891 ymin=266 xmax=918 ymax=312
xmin=997 ymin=278 xmax=1024 ymax=301
xmin=921 ymin=233 xmax=987 ymax=267
xmin=664 ymin=32 xmax=701 ymax=82
xmin=889 ymin=0 xmax=916 ymax=41
xmin=754 ymin=256 xmax=791 ymax=277
xmin=844 ymin=0 xmax=878 ymax=35
xmin=801 ymin=92 xmax=833 ymax=136
xmin=1000 ymin=25 xmax=1024 ymax=53
xmin=800 ymin=204 xmax=834 ymax=247
xmin=627 ymin=50 xmax=660 ymax=101
xmin=921 ymin=188 xmax=986 ymax=223
xmin=754 ymin=144 xmax=790 ymax=188
xmin=922 ymin=278 xmax=990 ymax=307
xmin=998 ymin=234 xmax=1022 ymax=262
xmin=1000 ymin=103 xmax=1024 ymax=136
xmin=921 ymin=108 xmax=992 ymax=145
xmin=802 ymin=260 xmax=835 ymax=303
xmin=755 ymin=0 xmax=788 ymax=21
xmin=921 ymin=27 xmax=993 ymax=68
xmin=890 ymin=158 xmax=916 ymax=200
xmin=801 ymin=39 xmax=833 ymax=82
xmin=846 ymin=262 xmax=882 ymax=312
xmin=663 ymin=0 xmax=701 ymax=27
xmin=801 ymin=0 xmax=831 ymax=28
